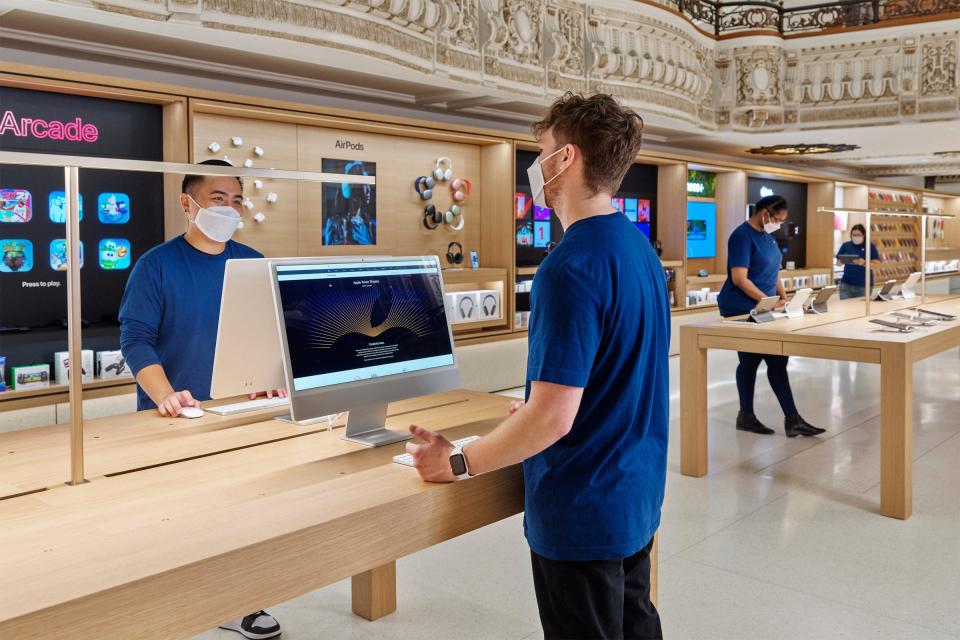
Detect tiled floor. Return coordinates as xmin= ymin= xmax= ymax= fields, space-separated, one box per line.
xmin=193 ymin=349 xmax=960 ymax=640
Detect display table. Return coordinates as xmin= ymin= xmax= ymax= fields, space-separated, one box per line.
xmin=0 ymin=390 xmax=659 ymax=639
xmin=680 ymin=295 xmax=960 ymax=520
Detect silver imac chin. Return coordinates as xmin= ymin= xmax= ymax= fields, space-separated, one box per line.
xmin=269 ymin=255 xmax=462 ymax=447
xmin=210 ymin=258 xmax=286 ymax=399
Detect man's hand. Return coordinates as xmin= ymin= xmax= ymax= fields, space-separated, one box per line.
xmin=509 ymin=400 xmax=524 ymax=415
xmin=247 ymin=388 xmax=289 ymax=400
xmin=775 ymin=296 xmax=788 ymax=310
xmin=158 ymin=390 xmax=199 ymax=417
xmin=854 ymin=258 xmax=866 ymax=266
xmin=405 ymin=424 xmax=456 ymax=483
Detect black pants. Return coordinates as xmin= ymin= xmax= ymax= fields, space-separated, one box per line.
xmin=531 ymin=538 xmax=661 ymax=640
xmin=736 ymin=352 xmax=798 ymax=417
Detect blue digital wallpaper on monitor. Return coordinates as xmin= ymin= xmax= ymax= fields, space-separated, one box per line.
xmin=686 ymin=201 xmax=717 ymax=259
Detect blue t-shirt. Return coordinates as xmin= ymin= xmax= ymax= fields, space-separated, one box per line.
xmin=119 ymin=236 xmax=262 ymax=410
xmin=837 ymin=240 xmax=880 ymax=287
xmin=524 ymin=212 xmax=670 ymax=561
xmin=718 ymin=222 xmax=782 ymax=317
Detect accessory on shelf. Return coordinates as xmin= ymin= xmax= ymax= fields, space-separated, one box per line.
xmin=450 ymin=178 xmax=473 ymax=203
xmin=481 ymin=293 xmax=497 ymax=317
xmin=433 ymin=157 xmax=454 ymax=182
xmin=457 ymin=295 xmax=476 ymax=320
xmin=414 ymin=175 xmax=435 ymax=201
xmin=423 ymin=204 xmax=443 ymax=230
xmin=446 ymin=241 xmax=464 ymax=265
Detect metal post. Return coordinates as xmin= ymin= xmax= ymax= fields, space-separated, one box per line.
xmin=920 ymin=214 xmax=927 ymax=304
xmin=65 ymin=166 xmax=86 ymax=486
xmin=865 ymin=212 xmax=872 ymax=317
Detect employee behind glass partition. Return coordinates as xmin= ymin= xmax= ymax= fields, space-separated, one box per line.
xmin=836 ymin=223 xmax=880 ymax=300
xmin=119 ymin=159 xmax=285 ymax=640
xmin=717 ymin=195 xmax=827 ymax=439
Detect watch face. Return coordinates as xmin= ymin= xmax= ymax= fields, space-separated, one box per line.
xmin=450 ymin=453 xmax=468 ymax=476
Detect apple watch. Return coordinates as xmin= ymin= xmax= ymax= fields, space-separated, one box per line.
xmin=449 ymin=443 xmax=472 ymax=480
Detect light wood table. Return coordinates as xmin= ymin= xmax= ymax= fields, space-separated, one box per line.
xmin=680 ymin=295 xmax=960 ymax=520
xmin=0 ymin=390 xmax=660 ymax=639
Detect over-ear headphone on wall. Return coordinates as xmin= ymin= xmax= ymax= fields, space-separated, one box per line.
xmin=446 ymin=241 xmax=464 ymax=265
xmin=444 ymin=204 xmax=464 ymax=230
xmin=414 ymin=175 xmax=435 ymax=201
xmin=458 ymin=296 xmax=475 ymax=319
xmin=434 ymin=157 xmax=454 ymax=182
xmin=423 ymin=204 xmax=443 ymax=230
xmin=481 ymin=294 xmax=497 ymax=317
xmin=450 ymin=178 xmax=473 ymax=203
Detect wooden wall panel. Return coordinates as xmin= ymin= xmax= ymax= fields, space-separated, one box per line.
xmin=806 ymin=181 xmax=837 ymax=267
xmin=715 ymin=171 xmax=747 ymax=275
xmin=162 ymin=101 xmax=190 ymax=241
xmin=656 ymin=163 xmax=688 ymax=261
xmin=296 ymin=126 xmax=482 ymax=262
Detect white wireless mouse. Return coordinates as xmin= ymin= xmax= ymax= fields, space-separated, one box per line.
xmin=180 ymin=406 xmax=204 ymax=419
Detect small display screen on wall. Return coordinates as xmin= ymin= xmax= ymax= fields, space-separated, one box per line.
xmin=321 ymin=158 xmax=377 ymax=246
xmin=687 ymin=170 xmax=717 ymax=198
xmin=0 ymin=87 xmax=164 ymax=330
xmin=686 ymin=201 xmax=717 ymax=259
xmin=747 ymin=177 xmax=808 ymax=268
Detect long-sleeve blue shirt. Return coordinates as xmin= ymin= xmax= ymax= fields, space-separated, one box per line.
xmin=119 ymin=235 xmax=262 ymax=410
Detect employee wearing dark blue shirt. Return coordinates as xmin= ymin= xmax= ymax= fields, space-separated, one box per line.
xmin=119 ymin=159 xmax=284 ymax=640
xmin=405 ymin=93 xmax=668 ymax=639
xmin=718 ymin=195 xmax=825 ymax=439
xmin=836 ymin=224 xmax=880 ymax=299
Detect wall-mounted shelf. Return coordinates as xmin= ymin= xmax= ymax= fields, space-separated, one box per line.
xmin=0 ymin=378 xmax=136 ymax=411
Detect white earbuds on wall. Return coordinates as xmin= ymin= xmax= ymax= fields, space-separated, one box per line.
xmin=254 ymin=212 xmax=266 ymax=223
xmin=231 ymin=136 xmax=243 ymax=147
xmin=266 ymin=192 xmax=278 ymax=203
xmin=254 ymin=146 xmax=264 ymax=157
xmin=207 ymin=142 xmax=221 ymax=153
xmin=243 ymin=159 xmax=253 ymax=168
xmin=254 ymin=179 xmax=263 ymax=190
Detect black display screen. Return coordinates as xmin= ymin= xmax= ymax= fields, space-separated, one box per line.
xmin=0 ymin=87 xmax=165 ymax=375
xmin=747 ymin=177 xmax=808 ymax=268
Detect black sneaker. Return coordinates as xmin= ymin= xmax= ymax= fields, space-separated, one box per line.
xmin=785 ymin=414 xmax=826 ymax=438
xmin=736 ymin=410 xmax=775 ymax=435
xmin=219 ymin=611 xmax=281 ymax=639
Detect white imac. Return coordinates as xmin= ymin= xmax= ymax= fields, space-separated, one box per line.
xmin=270 ymin=256 xmax=461 ymax=447
xmin=210 ymin=259 xmax=286 ymax=398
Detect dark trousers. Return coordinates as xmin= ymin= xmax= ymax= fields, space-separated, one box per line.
xmin=736 ymin=352 xmax=798 ymax=416
xmin=531 ymin=537 xmax=662 ymax=640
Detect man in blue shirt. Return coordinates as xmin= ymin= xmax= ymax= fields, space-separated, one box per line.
xmin=406 ymin=93 xmax=668 ymax=639
xmin=119 ymin=159 xmax=283 ymax=640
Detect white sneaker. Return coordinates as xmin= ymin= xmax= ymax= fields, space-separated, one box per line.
xmin=219 ymin=610 xmax=281 ymax=639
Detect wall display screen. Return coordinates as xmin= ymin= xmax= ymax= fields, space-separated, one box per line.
xmin=686 ymin=201 xmax=717 ymax=259
xmin=687 ymin=170 xmax=717 ymax=198
xmin=0 ymin=87 xmax=164 ymax=334
xmin=515 ymin=150 xmax=658 ymax=266
xmin=747 ymin=177 xmax=808 ymax=267
xmin=321 ymin=158 xmax=377 ymax=246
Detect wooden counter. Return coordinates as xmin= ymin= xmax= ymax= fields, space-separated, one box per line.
xmin=680 ymin=295 xmax=960 ymax=520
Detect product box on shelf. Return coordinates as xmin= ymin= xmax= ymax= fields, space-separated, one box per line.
xmin=444 ymin=293 xmax=457 ymax=324
xmin=476 ymin=290 xmax=501 ymax=320
xmin=54 ymin=350 xmax=94 ymax=385
xmin=97 ymin=350 xmax=132 ymax=379
xmin=453 ymin=292 xmax=480 ymax=323
xmin=0 ymin=355 xmax=6 ymax=392
xmin=12 ymin=364 xmax=50 ymax=391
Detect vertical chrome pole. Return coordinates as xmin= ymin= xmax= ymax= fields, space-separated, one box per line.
xmin=920 ymin=215 xmax=927 ymax=304
xmin=865 ymin=212 xmax=871 ymax=317
xmin=65 ymin=166 xmax=86 ymax=486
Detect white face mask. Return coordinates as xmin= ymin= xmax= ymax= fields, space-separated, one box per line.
xmin=762 ymin=212 xmax=782 ymax=235
xmin=527 ymin=146 xmax=567 ymax=209
xmin=852 ymin=235 xmax=864 ymax=245
xmin=186 ymin=195 xmax=241 ymax=243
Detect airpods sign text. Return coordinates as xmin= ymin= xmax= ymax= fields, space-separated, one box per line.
xmin=0 ymin=110 xmax=99 ymax=143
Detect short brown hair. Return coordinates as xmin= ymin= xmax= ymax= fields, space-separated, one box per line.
xmin=532 ymin=92 xmax=644 ymax=196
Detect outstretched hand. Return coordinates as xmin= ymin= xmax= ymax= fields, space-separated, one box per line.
xmin=405 ymin=424 xmax=456 ymax=483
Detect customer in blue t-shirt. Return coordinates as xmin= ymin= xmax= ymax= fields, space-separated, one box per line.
xmin=119 ymin=159 xmax=284 ymax=640
xmin=836 ymin=224 xmax=880 ymax=299
xmin=405 ymin=93 xmax=668 ymax=639
xmin=718 ymin=195 xmax=826 ymax=439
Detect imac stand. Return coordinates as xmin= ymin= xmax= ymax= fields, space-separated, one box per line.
xmin=343 ymin=404 xmax=412 ymax=447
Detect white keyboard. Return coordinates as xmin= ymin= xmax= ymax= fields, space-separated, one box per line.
xmin=392 ymin=435 xmax=480 ymax=467
xmin=206 ymin=397 xmax=290 ymax=416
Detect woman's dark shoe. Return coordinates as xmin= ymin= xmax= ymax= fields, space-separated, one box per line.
xmin=785 ymin=414 xmax=826 ymax=438
xmin=737 ymin=411 xmax=775 ymax=435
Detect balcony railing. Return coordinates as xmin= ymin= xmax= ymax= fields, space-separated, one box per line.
xmin=670 ymin=0 xmax=960 ymax=35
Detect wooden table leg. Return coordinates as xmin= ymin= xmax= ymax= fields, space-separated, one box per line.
xmin=880 ymin=345 xmax=913 ymax=519
xmin=680 ymin=327 xmax=709 ymax=477
xmin=650 ymin=532 xmax=659 ymax=608
xmin=351 ymin=561 xmax=397 ymax=621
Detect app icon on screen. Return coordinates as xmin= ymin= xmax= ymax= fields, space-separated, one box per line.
xmin=50 ymin=239 xmax=84 ymax=271
xmin=638 ymin=199 xmax=651 ymax=223
xmin=534 ymin=221 xmax=551 ymax=248
xmin=515 ymin=193 xmax=530 ymax=220
xmin=99 ymin=238 xmax=131 ymax=270
xmin=624 ymin=198 xmax=639 ymax=222
xmin=533 ymin=205 xmax=551 ymax=221
xmin=49 ymin=191 xmax=84 ymax=223
xmin=0 ymin=189 xmax=32 ymax=223
xmin=98 ymin=193 xmax=130 ymax=224
xmin=1 ymin=239 xmax=34 ymax=273
xmin=611 ymin=197 xmax=625 ymax=214
xmin=516 ymin=222 xmax=534 ymax=247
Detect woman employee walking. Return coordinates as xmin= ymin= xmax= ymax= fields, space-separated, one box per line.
xmin=836 ymin=224 xmax=880 ymax=299
xmin=717 ymin=195 xmax=826 ymax=438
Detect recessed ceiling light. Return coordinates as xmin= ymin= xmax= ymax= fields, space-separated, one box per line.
xmin=747 ymin=143 xmax=860 ymax=155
